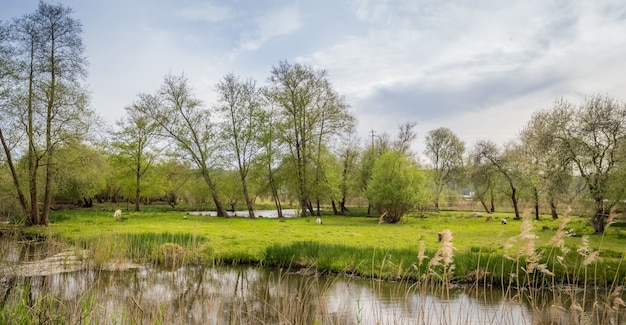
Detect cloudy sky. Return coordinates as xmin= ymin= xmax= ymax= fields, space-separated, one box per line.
xmin=2 ymin=0 xmax=626 ymax=157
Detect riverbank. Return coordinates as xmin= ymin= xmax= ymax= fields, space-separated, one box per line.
xmin=7 ymin=207 xmax=624 ymax=288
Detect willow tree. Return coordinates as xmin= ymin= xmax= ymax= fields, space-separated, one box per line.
xmin=552 ymin=95 xmax=626 ymax=233
xmin=215 ymin=73 xmax=263 ymax=218
xmin=139 ymin=73 xmax=229 ymax=218
xmin=266 ymin=61 xmax=355 ymax=217
xmin=473 ymin=140 xmax=523 ymax=220
xmin=519 ymin=108 xmax=572 ymax=219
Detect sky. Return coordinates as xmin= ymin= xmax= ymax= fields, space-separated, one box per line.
xmin=2 ymin=0 xmax=626 ymax=159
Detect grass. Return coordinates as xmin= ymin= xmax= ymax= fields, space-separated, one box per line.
xmin=20 ymin=206 xmax=622 ymax=285
xmin=2 ymin=205 xmax=626 ymax=324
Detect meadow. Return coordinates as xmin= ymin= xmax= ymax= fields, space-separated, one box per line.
xmin=3 ymin=206 xmax=626 ymax=324
xmin=22 ymin=205 xmax=626 ymax=286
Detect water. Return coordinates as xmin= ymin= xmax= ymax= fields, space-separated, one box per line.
xmin=1 ymin=241 xmax=623 ymax=324
xmin=187 ymin=209 xmax=299 ymax=218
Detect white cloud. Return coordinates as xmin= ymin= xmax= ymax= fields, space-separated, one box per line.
xmin=235 ymin=6 xmax=303 ymax=53
xmin=174 ymin=2 xmax=232 ymax=23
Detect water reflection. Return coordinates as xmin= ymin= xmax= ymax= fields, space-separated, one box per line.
xmin=0 ymin=264 xmax=555 ymax=324
xmin=2 ymin=243 xmax=625 ymax=324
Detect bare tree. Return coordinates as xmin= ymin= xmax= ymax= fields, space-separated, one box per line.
xmin=394 ymin=121 xmax=417 ymax=155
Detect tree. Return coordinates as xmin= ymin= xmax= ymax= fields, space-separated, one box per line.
xmin=111 ymin=97 xmax=161 ymax=211
xmin=139 ymin=73 xmax=229 ymax=217
xmin=53 ymin=141 xmax=108 ymax=205
xmin=337 ymin=136 xmax=360 ymax=215
xmin=1 ymin=20 xmax=30 ymax=219
xmin=266 ymin=61 xmax=355 ymax=217
xmin=393 ymin=121 xmax=418 ymax=156
xmin=366 ymin=150 xmax=427 ymax=223
xmin=424 ymin=127 xmax=465 ymax=211
xmin=254 ymin=97 xmax=284 ymax=217
xmin=215 ymin=73 xmax=263 ymax=218
xmin=3 ymin=3 xmax=93 ymax=226
xmin=552 ymin=95 xmax=626 ymax=233
xmin=473 ymin=140 xmax=522 ymax=219
xmin=519 ymin=108 xmax=572 ymax=219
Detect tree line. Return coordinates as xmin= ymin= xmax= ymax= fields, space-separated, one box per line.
xmin=2 ymin=3 xmax=626 ymax=233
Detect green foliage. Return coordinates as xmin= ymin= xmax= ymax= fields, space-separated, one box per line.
xmin=366 ymin=151 xmax=427 ymax=223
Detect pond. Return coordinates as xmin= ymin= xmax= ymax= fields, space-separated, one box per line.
xmin=1 ymin=240 xmax=623 ymax=324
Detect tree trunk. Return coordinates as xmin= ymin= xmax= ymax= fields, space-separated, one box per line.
xmin=268 ymin=167 xmax=283 ymax=218
xmin=591 ymin=203 xmax=606 ymax=234
xmin=489 ymin=189 xmax=495 ymax=213
xmin=533 ymin=187 xmax=540 ymax=221
xmin=0 ymin=130 xmax=30 ymax=219
xmin=510 ymin=184 xmax=520 ymax=220
xmin=134 ymin=166 xmax=141 ymax=212
xmin=201 ymin=169 xmax=228 ymax=218
xmin=434 ymin=201 xmax=440 ymax=212
xmin=331 ymin=200 xmax=339 ymax=215
xmin=479 ymin=199 xmax=490 ymax=214
xmin=549 ymin=197 xmax=558 ymax=219
xmin=27 ymin=39 xmax=38 ymax=226
xmin=316 ymin=198 xmax=321 ymax=216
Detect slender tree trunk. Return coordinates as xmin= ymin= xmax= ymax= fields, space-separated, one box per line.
xmin=533 ymin=187 xmax=540 ymax=220
xmin=267 ymin=164 xmax=283 ymax=218
xmin=511 ymin=186 xmax=520 ymax=220
xmin=0 ymin=130 xmax=29 ymax=219
xmin=489 ymin=188 xmax=495 ymax=213
xmin=134 ymin=166 xmax=141 ymax=212
xmin=316 ymin=199 xmax=321 ymax=216
xmin=331 ymin=200 xmax=339 ymax=215
xmin=479 ymin=199 xmax=490 ymax=214
xmin=27 ymin=42 xmax=38 ymax=226
xmin=200 ymin=168 xmax=229 ymax=217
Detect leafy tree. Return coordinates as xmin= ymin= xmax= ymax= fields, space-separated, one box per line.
xmin=266 ymin=61 xmax=355 ymax=217
xmin=3 ymin=3 xmax=93 ymax=225
xmin=519 ymin=108 xmax=572 ymax=219
xmin=552 ymin=95 xmax=626 ymax=233
xmin=253 ymin=98 xmax=285 ymax=217
xmin=215 ymin=73 xmax=263 ymax=218
xmin=337 ymin=136 xmax=360 ymax=215
xmin=366 ymin=150 xmax=427 ymax=223
xmin=138 ymin=73 xmax=229 ymax=217
xmin=53 ymin=142 xmax=108 ymax=205
xmin=473 ymin=140 xmax=523 ymax=219
xmin=111 ymin=96 xmax=161 ymax=211
xmin=424 ymin=127 xmax=465 ymax=211
xmin=0 ymin=20 xmax=30 ymax=219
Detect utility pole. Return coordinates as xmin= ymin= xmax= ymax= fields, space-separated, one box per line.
xmin=370 ymin=129 xmax=376 ymax=147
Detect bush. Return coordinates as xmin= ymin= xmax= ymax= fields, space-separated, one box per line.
xmin=366 ymin=151 xmax=427 ymax=223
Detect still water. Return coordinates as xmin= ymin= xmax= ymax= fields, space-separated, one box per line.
xmin=1 ymin=241 xmax=623 ymax=324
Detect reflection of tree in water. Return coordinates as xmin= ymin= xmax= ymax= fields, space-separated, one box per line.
xmin=2 ymin=250 xmax=626 ymax=325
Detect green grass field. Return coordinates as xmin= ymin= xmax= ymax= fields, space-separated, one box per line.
xmin=21 ymin=206 xmax=626 ymax=285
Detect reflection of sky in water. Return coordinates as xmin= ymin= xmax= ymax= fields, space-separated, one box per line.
xmin=4 ymin=265 xmax=622 ymax=324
